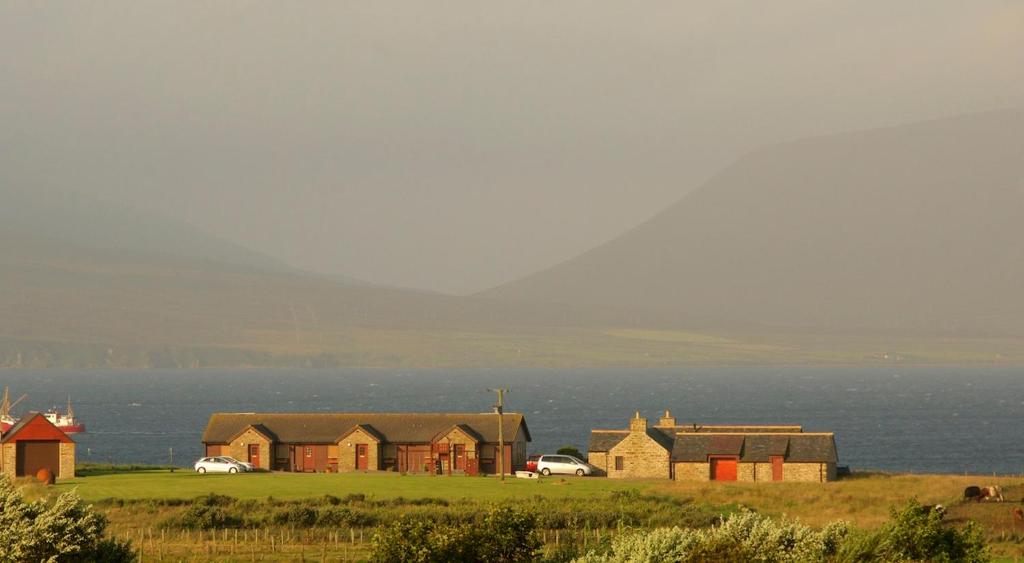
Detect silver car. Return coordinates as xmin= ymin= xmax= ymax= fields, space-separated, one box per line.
xmin=194 ymin=456 xmax=247 ymax=474
xmin=536 ymin=454 xmax=593 ymax=476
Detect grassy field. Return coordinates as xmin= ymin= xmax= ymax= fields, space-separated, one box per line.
xmin=56 ymin=469 xmax=651 ymax=502
xmin=34 ymin=470 xmax=1024 ymax=561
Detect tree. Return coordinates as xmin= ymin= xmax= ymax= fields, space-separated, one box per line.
xmin=556 ymin=446 xmax=585 ymax=460
xmin=0 ymin=476 xmax=136 ymax=563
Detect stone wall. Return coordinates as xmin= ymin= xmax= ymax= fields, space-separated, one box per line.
xmin=228 ymin=428 xmax=272 ymax=470
xmin=673 ymin=462 xmax=709 ymax=481
xmin=588 ymin=452 xmax=609 ymax=475
xmin=0 ymin=444 xmax=14 ymax=480
xmin=607 ymin=431 xmax=670 ymax=479
xmin=784 ymin=462 xmax=835 ymax=482
xmin=58 ymin=443 xmax=75 ymax=480
xmin=337 ymin=428 xmax=380 ymax=472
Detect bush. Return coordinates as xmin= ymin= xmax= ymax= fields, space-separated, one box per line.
xmin=575 ymin=501 xmax=991 ymax=563
xmin=557 ymin=447 xmax=585 ymax=460
xmin=835 ymin=499 xmax=989 ymax=563
xmin=574 ymin=511 xmax=849 ymax=562
xmin=170 ymin=504 xmax=242 ymax=530
xmin=369 ymin=505 xmax=540 ymax=563
xmin=271 ymin=505 xmax=317 ymax=527
xmin=0 ymin=475 xmax=136 ymax=562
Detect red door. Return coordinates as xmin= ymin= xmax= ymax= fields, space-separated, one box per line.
xmin=248 ymin=444 xmax=260 ymax=469
xmin=770 ymin=456 xmax=783 ymax=481
xmin=303 ymin=446 xmax=315 ymax=472
xmin=356 ymin=444 xmax=368 ymax=470
xmin=710 ymin=457 xmax=738 ymax=481
xmin=453 ymin=444 xmax=465 ymax=470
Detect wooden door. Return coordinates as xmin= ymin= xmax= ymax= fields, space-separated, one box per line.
xmin=248 ymin=444 xmax=260 ymax=468
xmin=453 ymin=444 xmax=465 ymax=470
xmin=314 ymin=445 xmax=328 ymax=472
xmin=303 ymin=446 xmax=315 ymax=472
xmin=356 ymin=444 xmax=368 ymax=470
xmin=16 ymin=441 xmax=60 ymax=477
xmin=710 ymin=457 xmax=737 ymax=481
xmin=770 ymin=456 xmax=783 ymax=481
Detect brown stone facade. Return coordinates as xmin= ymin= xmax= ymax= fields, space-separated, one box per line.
xmin=338 ymin=428 xmax=381 ymax=472
xmin=602 ymin=415 xmax=671 ymax=479
xmin=226 ymin=427 xmax=273 ymax=470
xmin=0 ymin=443 xmax=16 ymax=480
xmin=673 ymin=461 xmax=709 ymax=481
xmin=58 ymin=443 xmax=75 ymax=480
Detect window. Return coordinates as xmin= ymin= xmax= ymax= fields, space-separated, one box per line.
xmin=614 ymin=456 xmax=624 ymax=471
xmin=305 ymin=447 xmax=313 ymax=457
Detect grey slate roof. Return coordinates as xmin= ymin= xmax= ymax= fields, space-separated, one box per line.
xmin=674 ymin=425 xmax=804 ymax=433
xmin=647 ymin=427 xmax=677 ymax=451
xmin=588 ymin=430 xmax=628 ymax=453
xmin=671 ymin=433 xmax=836 ymax=463
xmin=202 ymin=412 xmax=529 ymax=445
xmin=588 ymin=427 xmax=694 ymax=453
xmin=785 ymin=434 xmax=838 ymax=463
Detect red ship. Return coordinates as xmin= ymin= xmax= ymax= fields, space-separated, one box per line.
xmin=1 ymin=388 xmax=86 ymax=434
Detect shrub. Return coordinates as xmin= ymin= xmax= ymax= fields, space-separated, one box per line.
xmin=0 ymin=475 xmax=136 ymax=562
xmin=835 ymin=499 xmax=989 ymax=563
xmin=574 ymin=510 xmax=849 ymax=562
xmin=369 ymin=505 xmax=540 ymax=563
xmin=316 ymin=506 xmax=367 ymax=527
xmin=170 ymin=504 xmax=242 ymax=530
xmin=557 ymin=447 xmax=585 ymax=460
xmin=271 ymin=505 xmax=317 ymax=527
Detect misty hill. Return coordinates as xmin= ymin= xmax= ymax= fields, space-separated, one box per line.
xmin=483 ymin=109 xmax=1024 ymax=335
xmin=0 ymin=186 xmax=302 ymax=273
xmin=3 ymin=215 xmax=757 ymax=368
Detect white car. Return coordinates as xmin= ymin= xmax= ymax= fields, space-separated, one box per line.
xmin=219 ymin=456 xmax=255 ymax=472
xmin=536 ymin=454 xmax=593 ymax=476
xmin=194 ymin=457 xmax=247 ymax=474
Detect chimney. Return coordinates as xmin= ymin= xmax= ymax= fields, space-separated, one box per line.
xmin=629 ymin=411 xmax=648 ymax=433
xmin=657 ymin=410 xmax=677 ymax=427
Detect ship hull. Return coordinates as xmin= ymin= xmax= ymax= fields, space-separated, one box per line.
xmin=58 ymin=424 xmax=85 ymax=434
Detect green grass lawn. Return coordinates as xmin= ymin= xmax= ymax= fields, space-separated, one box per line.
xmin=57 ymin=470 xmax=654 ymax=502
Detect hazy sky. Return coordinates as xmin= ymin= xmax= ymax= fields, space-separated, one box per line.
xmin=2 ymin=2 xmax=1022 ymax=294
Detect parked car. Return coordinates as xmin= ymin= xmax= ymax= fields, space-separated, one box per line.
xmin=525 ymin=454 xmax=542 ymax=472
xmin=536 ymin=454 xmax=593 ymax=476
xmin=194 ymin=457 xmax=247 ymax=474
xmin=219 ymin=456 xmax=255 ymax=472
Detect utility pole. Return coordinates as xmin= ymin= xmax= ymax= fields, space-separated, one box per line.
xmin=488 ymin=388 xmax=509 ymax=481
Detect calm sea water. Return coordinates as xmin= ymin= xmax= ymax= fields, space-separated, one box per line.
xmin=1 ymin=367 xmax=1022 ymax=475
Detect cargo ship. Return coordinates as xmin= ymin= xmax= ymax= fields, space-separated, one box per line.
xmin=1 ymin=388 xmax=86 ymax=434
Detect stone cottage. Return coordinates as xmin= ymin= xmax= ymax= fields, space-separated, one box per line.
xmin=201 ymin=412 xmax=530 ymax=475
xmin=588 ymin=410 xmax=837 ymax=482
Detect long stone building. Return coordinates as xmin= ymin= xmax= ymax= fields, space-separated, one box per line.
xmin=201 ymin=412 xmax=530 ymax=475
xmin=588 ymin=411 xmax=837 ymax=482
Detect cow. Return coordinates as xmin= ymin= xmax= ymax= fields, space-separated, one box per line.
xmin=964 ymin=486 xmax=983 ymax=501
xmin=981 ymin=485 xmax=1005 ymax=502
xmin=1013 ymin=507 xmax=1024 ymax=522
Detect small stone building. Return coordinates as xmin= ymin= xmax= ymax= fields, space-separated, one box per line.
xmin=589 ymin=410 xmax=838 ymax=482
xmin=0 ymin=412 xmax=76 ymax=481
xmin=201 ymin=412 xmax=530 ymax=475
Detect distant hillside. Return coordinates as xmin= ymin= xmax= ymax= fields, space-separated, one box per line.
xmin=0 ymin=186 xmax=298 ymax=273
xmin=483 ymin=110 xmax=1024 ymax=335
